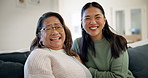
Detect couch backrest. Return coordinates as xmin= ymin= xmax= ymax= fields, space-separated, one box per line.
xmin=128 ymin=44 xmax=148 ymax=78
xmin=0 ymin=51 xmax=30 ymax=64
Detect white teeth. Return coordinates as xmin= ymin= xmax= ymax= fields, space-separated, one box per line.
xmin=90 ymin=27 xmax=97 ymax=29
xmin=50 ymin=37 xmax=61 ymax=41
xmin=51 ymin=38 xmax=59 ymax=40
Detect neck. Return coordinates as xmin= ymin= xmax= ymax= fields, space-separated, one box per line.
xmin=47 ymin=45 xmax=63 ymax=50
xmin=91 ymin=33 xmax=103 ymax=41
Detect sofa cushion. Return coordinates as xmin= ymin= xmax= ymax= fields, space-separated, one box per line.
xmin=0 ymin=60 xmax=24 ymax=78
xmin=128 ymin=44 xmax=148 ymax=78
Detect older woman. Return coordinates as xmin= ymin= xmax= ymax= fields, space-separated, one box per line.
xmin=24 ymin=12 xmax=92 ymax=78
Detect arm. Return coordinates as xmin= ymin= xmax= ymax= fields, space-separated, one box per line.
xmin=24 ymin=49 xmax=55 ymax=78
xmin=72 ymin=38 xmax=133 ymax=78
xmin=89 ymin=51 xmax=131 ymax=78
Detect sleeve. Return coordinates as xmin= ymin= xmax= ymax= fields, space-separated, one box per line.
xmin=24 ymin=49 xmax=55 ymax=78
xmin=88 ymin=51 xmax=132 ymax=78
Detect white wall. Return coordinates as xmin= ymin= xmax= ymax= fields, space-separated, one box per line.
xmin=0 ymin=0 xmax=147 ymax=50
xmin=58 ymin=0 xmax=148 ymax=40
xmin=0 ymin=0 xmax=58 ymax=50
xmin=102 ymin=0 xmax=148 ymax=39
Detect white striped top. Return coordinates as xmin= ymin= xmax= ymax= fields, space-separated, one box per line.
xmin=24 ymin=48 xmax=92 ymax=78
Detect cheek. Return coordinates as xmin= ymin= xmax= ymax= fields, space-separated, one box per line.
xmin=82 ymin=21 xmax=88 ymax=29
xmin=41 ymin=32 xmax=49 ymax=42
xmin=102 ymin=19 xmax=106 ymax=25
xmin=82 ymin=20 xmax=88 ymax=25
xmin=97 ymin=20 xmax=105 ymax=26
xmin=61 ymin=32 xmax=66 ymax=41
xmin=45 ymin=33 xmax=50 ymax=42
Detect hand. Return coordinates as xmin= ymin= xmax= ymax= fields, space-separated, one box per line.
xmin=75 ymin=54 xmax=84 ymax=64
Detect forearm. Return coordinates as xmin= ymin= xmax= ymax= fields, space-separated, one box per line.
xmin=89 ymin=67 xmax=126 ymax=78
xmin=88 ymin=51 xmax=130 ymax=78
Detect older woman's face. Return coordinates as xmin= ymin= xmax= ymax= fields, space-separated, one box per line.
xmin=40 ymin=16 xmax=65 ymax=50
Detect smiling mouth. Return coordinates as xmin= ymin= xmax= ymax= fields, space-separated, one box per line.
xmin=89 ymin=26 xmax=98 ymax=30
xmin=50 ymin=37 xmax=61 ymax=41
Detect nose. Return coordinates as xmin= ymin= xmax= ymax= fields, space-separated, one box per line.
xmin=51 ymin=27 xmax=58 ymax=32
xmin=90 ymin=19 xmax=97 ymax=24
xmin=51 ymin=29 xmax=59 ymax=35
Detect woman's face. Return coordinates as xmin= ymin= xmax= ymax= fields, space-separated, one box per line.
xmin=82 ymin=7 xmax=106 ymax=40
xmin=40 ymin=16 xmax=65 ymax=50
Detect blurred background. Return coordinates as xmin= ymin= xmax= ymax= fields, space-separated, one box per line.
xmin=0 ymin=0 xmax=148 ymax=50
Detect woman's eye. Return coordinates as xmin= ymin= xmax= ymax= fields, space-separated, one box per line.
xmin=55 ymin=27 xmax=60 ymax=29
xmin=96 ymin=17 xmax=101 ymax=19
xmin=85 ymin=18 xmax=90 ymax=20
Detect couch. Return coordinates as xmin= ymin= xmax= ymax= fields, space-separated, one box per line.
xmin=0 ymin=51 xmax=30 ymax=78
xmin=128 ymin=44 xmax=148 ymax=78
xmin=0 ymin=44 xmax=148 ymax=78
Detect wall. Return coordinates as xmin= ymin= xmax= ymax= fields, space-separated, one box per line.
xmin=100 ymin=0 xmax=148 ymax=40
xmin=0 ymin=0 xmax=147 ymax=50
xmin=0 ymin=0 xmax=58 ymax=50
xmin=58 ymin=0 xmax=148 ymax=40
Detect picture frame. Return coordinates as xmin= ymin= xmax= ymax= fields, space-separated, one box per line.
xmin=29 ymin=0 xmax=40 ymax=5
xmin=16 ymin=0 xmax=26 ymax=8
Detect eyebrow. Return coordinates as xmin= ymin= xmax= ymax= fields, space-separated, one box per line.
xmin=85 ymin=14 xmax=103 ymax=17
xmin=95 ymin=14 xmax=103 ymax=17
xmin=46 ymin=24 xmax=51 ymax=27
xmin=46 ymin=23 xmax=61 ymax=27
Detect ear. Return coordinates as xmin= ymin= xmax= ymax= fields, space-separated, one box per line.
xmin=39 ymin=34 xmax=45 ymax=47
xmin=104 ymin=17 xmax=107 ymax=24
xmin=104 ymin=16 xmax=106 ymax=21
xmin=81 ymin=19 xmax=82 ymax=25
xmin=38 ymin=32 xmax=42 ymax=41
xmin=81 ymin=19 xmax=84 ymax=28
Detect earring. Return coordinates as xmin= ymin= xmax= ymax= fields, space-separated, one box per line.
xmin=39 ymin=41 xmax=44 ymax=47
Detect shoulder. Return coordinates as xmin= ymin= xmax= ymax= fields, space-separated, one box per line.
xmin=72 ymin=37 xmax=82 ymax=47
xmin=25 ymin=48 xmax=52 ymax=68
xmin=27 ymin=48 xmax=51 ymax=61
xmin=31 ymin=48 xmax=47 ymax=55
xmin=24 ymin=49 xmax=53 ymax=76
xmin=72 ymin=37 xmax=82 ymax=53
xmin=110 ymin=50 xmax=129 ymax=68
xmin=113 ymin=50 xmax=129 ymax=61
xmin=73 ymin=37 xmax=82 ymax=44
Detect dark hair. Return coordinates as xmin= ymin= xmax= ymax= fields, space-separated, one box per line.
xmin=80 ymin=2 xmax=127 ymax=62
xmin=30 ymin=12 xmax=76 ymax=56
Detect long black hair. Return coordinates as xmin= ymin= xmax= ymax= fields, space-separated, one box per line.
xmin=30 ymin=12 xmax=76 ymax=56
xmin=80 ymin=2 xmax=127 ymax=62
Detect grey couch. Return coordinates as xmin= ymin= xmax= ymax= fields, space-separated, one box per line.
xmin=0 ymin=44 xmax=148 ymax=78
xmin=0 ymin=51 xmax=30 ymax=78
xmin=128 ymin=44 xmax=148 ymax=78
